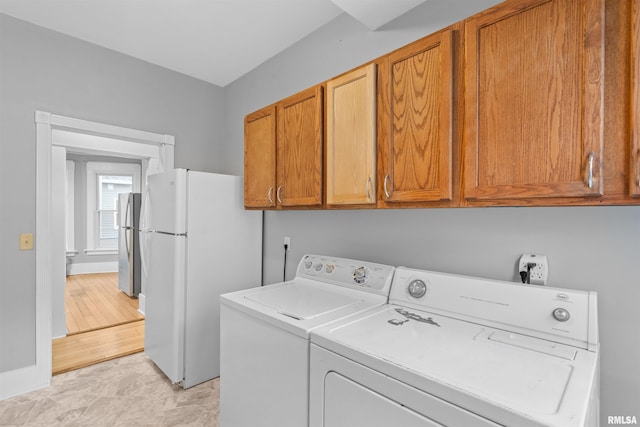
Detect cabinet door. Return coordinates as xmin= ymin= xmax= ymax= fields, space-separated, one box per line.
xmin=277 ymin=86 xmax=323 ymax=207
xmin=244 ymin=105 xmax=276 ymax=208
xmin=379 ymin=30 xmax=453 ymax=203
xmin=326 ymin=63 xmax=377 ymax=205
xmin=632 ymin=0 xmax=640 ymax=196
xmin=464 ymin=0 xmax=604 ymax=201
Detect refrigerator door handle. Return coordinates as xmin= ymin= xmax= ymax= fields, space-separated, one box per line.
xmin=139 ymin=230 xmax=150 ymax=280
xmin=125 ymin=193 xmax=132 ymax=257
xmin=156 ymin=230 xmax=187 ymax=237
xmin=140 ymin=187 xmax=149 ymax=231
xmin=125 ymin=228 xmax=131 ymax=257
xmin=125 ymin=194 xmax=131 ymax=228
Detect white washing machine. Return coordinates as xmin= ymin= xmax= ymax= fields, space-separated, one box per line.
xmin=310 ymin=267 xmax=600 ymax=427
xmin=219 ymin=254 xmax=395 ymax=427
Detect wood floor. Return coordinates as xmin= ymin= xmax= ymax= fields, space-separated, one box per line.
xmin=52 ymin=273 xmax=145 ymax=375
xmin=65 ymin=272 xmax=143 ymax=334
xmin=52 ymin=320 xmax=144 ymax=375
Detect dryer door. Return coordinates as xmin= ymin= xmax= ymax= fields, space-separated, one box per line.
xmin=325 ymin=372 xmax=441 ymax=427
xmin=310 ymin=344 xmax=500 ymax=427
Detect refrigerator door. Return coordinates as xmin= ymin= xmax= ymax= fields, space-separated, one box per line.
xmin=143 ymin=169 xmax=187 ymax=234
xmin=118 ymin=193 xmax=133 ymax=295
xmin=118 ymin=193 xmax=142 ymax=296
xmin=143 ymin=230 xmax=186 ymax=384
xmin=130 ymin=193 xmax=142 ymax=296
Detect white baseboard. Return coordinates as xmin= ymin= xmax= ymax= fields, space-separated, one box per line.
xmin=68 ymin=261 xmax=117 ymax=275
xmin=138 ymin=293 xmax=145 ymax=316
xmin=0 ymin=364 xmax=49 ymax=401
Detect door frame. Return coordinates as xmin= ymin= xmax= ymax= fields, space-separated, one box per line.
xmin=0 ymin=111 xmax=174 ymax=400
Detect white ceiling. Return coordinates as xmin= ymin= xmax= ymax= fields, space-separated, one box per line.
xmin=0 ymin=0 xmax=427 ymax=87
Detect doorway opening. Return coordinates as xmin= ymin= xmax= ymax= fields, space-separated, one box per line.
xmin=34 ymin=111 xmax=174 ymax=391
xmin=53 ymin=153 xmax=146 ymax=374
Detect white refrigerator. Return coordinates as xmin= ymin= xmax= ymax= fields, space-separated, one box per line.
xmin=140 ymin=168 xmax=262 ymax=388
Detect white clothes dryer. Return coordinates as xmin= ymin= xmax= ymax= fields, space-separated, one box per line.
xmin=310 ymin=267 xmax=600 ymax=427
xmin=219 ymin=254 xmax=395 ymax=427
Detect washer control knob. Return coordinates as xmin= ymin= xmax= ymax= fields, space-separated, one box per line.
xmin=353 ymin=266 xmax=367 ymax=284
xmin=408 ymin=280 xmax=427 ymax=298
xmin=552 ymin=308 xmax=570 ymax=322
xmin=325 ymin=264 xmax=335 ymax=274
xmin=314 ymin=263 xmax=324 ymax=272
xmin=304 ymin=260 xmax=313 ymax=269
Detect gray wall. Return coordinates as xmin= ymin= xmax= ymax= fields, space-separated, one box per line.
xmin=223 ymin=0 xmax=640 ymax=423
xmin=0 ymin=13 xmax=225 ymax=372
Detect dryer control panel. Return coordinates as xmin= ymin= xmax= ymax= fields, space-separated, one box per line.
xmin=389 ymin=267 xmax=598 ymax=351
xmin=297 ymin=254 xmax=394 ymax=296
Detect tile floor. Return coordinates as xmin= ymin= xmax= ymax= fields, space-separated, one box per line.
xmin=0 ymin=353 xmax=219 ymax=426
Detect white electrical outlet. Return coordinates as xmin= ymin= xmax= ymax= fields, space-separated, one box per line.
xmin=284 ymin=236 xmax=291 ymax=250
xmin=518 ymin=254 xmax=548 ymax=285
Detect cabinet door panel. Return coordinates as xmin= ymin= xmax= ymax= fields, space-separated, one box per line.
xmin=381 ymin=30 xmax=453 ymax=203
xmin=278 ymin=86 xmax=323 ymax=207
xmin=464 ymin=0 xmax=604 ymax=200
xmin=632 ymin=0 xmax=640 ymax=196
xmin=326 ymin=64 xmax=377 ymax=205
xmin=244 ymin=106 xmax=276 ymax=208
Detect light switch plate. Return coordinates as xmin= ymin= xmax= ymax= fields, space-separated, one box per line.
xmin=20 ymin=233 xmax=34 ymax=250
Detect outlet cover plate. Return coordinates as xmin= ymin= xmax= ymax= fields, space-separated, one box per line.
xmin=519 ymin=254 xmax=548 ymax=285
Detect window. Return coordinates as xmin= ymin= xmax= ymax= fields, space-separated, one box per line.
xmin=97 ymin=175 xmax=133 ymax=244
xmin=86 ymin=162 xmax=141 ymax=254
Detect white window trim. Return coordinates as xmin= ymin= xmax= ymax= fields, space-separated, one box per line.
xmin=65 ymin=160 xmax=75 ymax=255
xmin=86 ymin=161 xmax=140 ymax=255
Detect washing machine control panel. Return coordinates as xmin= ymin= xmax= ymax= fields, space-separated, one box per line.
xmin=297 ymin=254 xmax=394 ymax=295
xmin=353 ymin=266 xmax=367 ymax=284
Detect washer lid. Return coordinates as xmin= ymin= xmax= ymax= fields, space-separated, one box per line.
xmin=245 ymin=284 xmax=363 ymax=320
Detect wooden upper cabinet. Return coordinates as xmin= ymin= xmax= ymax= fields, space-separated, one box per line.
xmin=379 ymin=29 xmax=454 ymax=203
xmin=632 ymin=0 xmax=640 ymax=197
xmin=277 ymin=86 xmax=324 ymax=207
xmin=326 ymin=64 xmax=377 ymax=205
xmin=244 ymin=105 xmax=276 ymax=208
xmin=464 ymin=0 xmax=605 ymax=201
